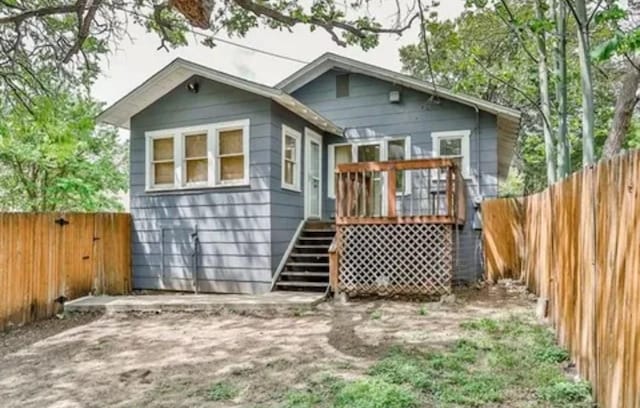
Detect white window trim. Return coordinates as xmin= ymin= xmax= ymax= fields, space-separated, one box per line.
xmin=214 ymin=119 xmax=251 ymax=187
xmin=327 ymin=136 xmax=412 ymax=198
xmin=304 ymin=128 xmax=323 ymax=218
xmin=144 ymin=119 xmax=250 ymax=192
xmin=431 ymin=130 xmax=471 ymax=178
xmin=281 ymin=125 xmax=302 ymax=192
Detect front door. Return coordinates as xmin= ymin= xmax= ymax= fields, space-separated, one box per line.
xmin=305 ymin=129 xmax=322 ymax=218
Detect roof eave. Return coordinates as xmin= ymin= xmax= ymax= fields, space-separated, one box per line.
xmin=277 ymin=53 xmax=522 ymax=123
xmin=97 ymin=58 xmax=343 ymax=135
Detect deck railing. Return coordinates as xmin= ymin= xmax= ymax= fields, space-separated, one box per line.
xmin=335 ymin=158 xmax=466 ymax=226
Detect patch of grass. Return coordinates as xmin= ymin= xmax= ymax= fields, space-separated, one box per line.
xmin=538 ymin=380 xmax=592 ymax=404
xmin=370 ymin=310 xmax=382 ymax=320
xmin=368 ymin=348 xmax=436 ymax=390
xmin=206 ymin=381 xmax=238 ymax=401
xmin=282 ymin=375 xmax=344 ymax=408
xmin=334 ymin=378 xmax=418 ymax=408
xmin=435 ymin=372 xmax=504 ymax=406
xmin=280 ymin=316 xmax=592 ymax=407
xmin=460 ymin=317 xmax=500 ymax=333
xmin=283 ymin=390 xmax=322 ymax=408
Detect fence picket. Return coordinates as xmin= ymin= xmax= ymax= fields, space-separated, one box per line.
xmin=481 ymin=150 xmax=640 ymax=408
xmin=0 ymin=213 xmax=131 ymax=330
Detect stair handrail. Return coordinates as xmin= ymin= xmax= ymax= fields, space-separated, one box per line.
xmin=270 ymin=219 xmax=307 ymax=291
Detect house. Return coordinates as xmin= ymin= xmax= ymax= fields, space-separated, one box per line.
xmin=98 ymin=53 xmax=521 ymax=295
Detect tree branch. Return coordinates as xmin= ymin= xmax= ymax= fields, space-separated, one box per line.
xmin=469 ymin=53 xmax=553 ymax=132
xmin=416 ymin=0 xmax=437 ymax=95
xmin=497 ymin=0 xmax=539 ymax=64
xmin=0 ymin=3 xmax=78 ymax=25
xmin=233 ymin=0 xmax=418 ymax=46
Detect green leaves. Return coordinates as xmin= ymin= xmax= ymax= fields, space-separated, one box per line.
xmin=591 ymin=29 xmax=640 ymax=62
xmin=0 ymin=91 xmax=128 ymax=212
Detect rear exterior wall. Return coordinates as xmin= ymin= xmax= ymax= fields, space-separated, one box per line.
xmin=292 ymin=70 xmax=500 ymax=281
xmin=130 ymin=76 xmax=276 ymax=294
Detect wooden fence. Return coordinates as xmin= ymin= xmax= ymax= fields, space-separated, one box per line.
xmin=0 ymin=213 xmax=131 ymax=330
xmin=482 ymin=151 xmax=640 ymax=408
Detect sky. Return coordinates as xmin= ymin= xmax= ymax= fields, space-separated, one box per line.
xmin=92 ymin=1 xmax=466 ymax=107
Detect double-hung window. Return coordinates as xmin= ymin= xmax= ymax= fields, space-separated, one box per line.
xmin=327 ymin=137 xmax=411 ymax=198
xmin=184 ymin=132 xmax=208 ymax=185
xmin=281 ymin=125 xmax=301 ymax=191
xmin=145 ymin=119 xmax=250 ymax=191
xmin=431 ymin=130 xmax=471 ymax=178
xmin=150 ymin=136 xmax=175 ymax=188
xmin=216 ymin=127 xmax=246 ymax=184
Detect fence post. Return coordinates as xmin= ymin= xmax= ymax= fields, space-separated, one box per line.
xmin=387 ymin=168 xmax=397 ymax=217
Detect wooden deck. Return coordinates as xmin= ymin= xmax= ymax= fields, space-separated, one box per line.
xmin=330 ymin=158 xmax=466 ymax=296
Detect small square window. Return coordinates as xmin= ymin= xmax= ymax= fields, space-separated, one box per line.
xmin=336 ymin=74 xmax=350 ymax=98
xmin=432 ymin=131 xmax=470 ymax=178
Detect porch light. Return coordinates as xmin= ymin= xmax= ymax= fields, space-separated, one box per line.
xmin=186 ymin=80 xmax=200 ymax=94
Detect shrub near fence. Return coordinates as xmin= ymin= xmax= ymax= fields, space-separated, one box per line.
xmin=0 ymin=213 xmax=131 ymax=330
xmin=482 ymin=150 xmax=640 ymax=408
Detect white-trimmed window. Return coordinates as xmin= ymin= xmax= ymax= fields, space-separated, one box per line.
xmin=184 ymin=132 xmax=208 ymax=186
xmin=149 ymin=135 xmax=176 ymax=188
xmin=431 ymin=130 xmax=471 ymax=178
xmin=145 ymin=119 xmax=250 ymax=191
xmin=327 ymin=137 xmax=411 ymax=198
xmin=281 ymin=125 xmax=301 ymax=191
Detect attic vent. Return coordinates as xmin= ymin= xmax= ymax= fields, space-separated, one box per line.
xmin=336 ymin=74 xmax=350 ymax=98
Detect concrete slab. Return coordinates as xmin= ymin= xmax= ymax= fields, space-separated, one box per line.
xmin=64 ymin=292 xmax=326 ymax=314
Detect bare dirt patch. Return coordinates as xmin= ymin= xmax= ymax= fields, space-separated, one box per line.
xmin=0 ymin=313 xmax=100 ymax=356
xmin=0 ymin=285 xmax=535 ymax=407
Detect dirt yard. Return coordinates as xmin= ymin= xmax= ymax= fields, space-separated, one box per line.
xmin=0 ymin=284 xmax=590 ymax=408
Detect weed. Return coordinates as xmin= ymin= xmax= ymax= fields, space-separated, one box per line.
xmin=534 ymin=344 xmax=570 ymax=364
xmin=418 ymin=305 xmax=428 ymax=316
xmin=460 ymin=318 xmax=500 ymax=333
xmin=334 ymin=378 xmax=418 ymax=408
xmin=370 ymin=310 xmax=382 ymax=320
xmin=206 ymin=381 xmax=238 ymax=401
xmin=283 ymin=390 xmax=322 ymax=408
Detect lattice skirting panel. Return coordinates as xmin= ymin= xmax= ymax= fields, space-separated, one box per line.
xmin=337 ymin=224 xmax=454 ymax=296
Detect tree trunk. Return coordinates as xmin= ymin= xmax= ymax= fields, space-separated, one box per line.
xmin=536 ymin=0 xmax=556 ymax=184
xmin=602 ymin=63 xmax=640 ymax=158
xmin=574 ymin=0 xmax=595 ymax=166
xmin=553 ymin=0 xmax=571 ymax=178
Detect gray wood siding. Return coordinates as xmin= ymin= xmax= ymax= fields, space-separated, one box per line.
xmin=129 ymin=76 xmax=274 ymax=294
xmin=292 ymin=70 xmax=500 ymax=281
xmin=268 ymin=102 xmax=325 ymax=272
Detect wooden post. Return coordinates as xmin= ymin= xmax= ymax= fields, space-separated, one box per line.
xmin=329 ymin=237 xmax=339 ymax=293
xmin=388 ymin=168 xmax=397 ymax=217
xmin=446 ymin=166 xmax=453 ymax=217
